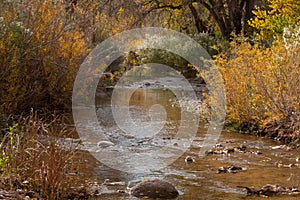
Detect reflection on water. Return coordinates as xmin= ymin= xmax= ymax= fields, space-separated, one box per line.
xmin=88 ymin=88 xmax=199 ymax=173
xmin=77 ymin=88 xmax=300 ymax=199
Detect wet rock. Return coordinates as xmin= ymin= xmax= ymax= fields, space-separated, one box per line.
xmin=214 ymin=143 xmax=223 ymax=148
xmin=223 ymin=147 xmax=235 ymax=155
xmin=238 ymin=184 xmax=300 ymax=197
xmin=130 ymin=179 xmax=179 ymax=199
xmin=271 ymin=145 xmax=286 ymax=150
xmin=205 ymin=144 xmax=250 ymax=156
xmin=205 ymin=149 xmax=224 ymax=155
xmin=185 ymin=156 xmax=195 ymax=163
xmin=276 ymin=163 xmax=297 ymax=168
xmin=250 ymin=150 xmax=262 ymax=155
xmin=97 ymin=141 xmax=114 ymax=148
xmin=217 ymin=166 xmax=246 ymax=174
xmin=224 ymin=140 xmax=235 ymax=144
xmin=234 ymin=145 xmax=247 ymax=153
xmin=238 ymin=186 xmax=260 ymax=196
xmin=103 ymin=180 xmax=126 ymax=186
xmin=144 ymin=82 xmax=151 ymax=86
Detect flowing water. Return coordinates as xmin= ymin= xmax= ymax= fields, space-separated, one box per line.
xmin=74 ymin=87 xmax=300 ymax=200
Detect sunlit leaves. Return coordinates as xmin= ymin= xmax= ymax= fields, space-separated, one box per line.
xmin=249 ymin=0 xmax=300 ymax=39
xmin=216 ymin=39 xmax=300 ymax=132
xmin=0 ymin=0 xmax=89 ymax=112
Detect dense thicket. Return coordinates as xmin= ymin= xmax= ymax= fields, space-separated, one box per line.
xmin=0 ymin=0 xmax=299 ymax=142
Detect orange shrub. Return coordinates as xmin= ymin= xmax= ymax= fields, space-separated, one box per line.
xmin=216 ymin=39 xmax=300 ymax=137
xmin=0 ymin=0 xmax=89 ymax=113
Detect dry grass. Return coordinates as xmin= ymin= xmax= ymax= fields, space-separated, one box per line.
xmin=0 ymin=110 xmax=87 ymax=199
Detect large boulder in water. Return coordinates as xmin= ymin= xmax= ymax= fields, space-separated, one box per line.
xmin=131 ymin=179 xmax=179 ymax=199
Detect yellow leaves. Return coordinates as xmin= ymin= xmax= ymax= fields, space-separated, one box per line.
xmin=118 ymin=7 xmax=124 ymax=15
xmin=217 ymin=39 xmax=299 ymax=125
xmin=0 ymin=0 xmax=90 ymax=112
xmin=26 ymin=0 xmax=88 ymax=66
xmin=249 ymin=0 xmax=300 ymax=40
xmin=162 ymin=0 xmax=182 ymax=6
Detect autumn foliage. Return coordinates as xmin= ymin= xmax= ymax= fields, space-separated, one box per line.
xmin=0 ymin=0 xmax=89 ymax=114
xmin=249 ymin=0 xmax=300 ymax=40
xmin=0 ymin=0 xmax=299 ymax=142
xmin=216 ymin=0 xmax=300 ymax=141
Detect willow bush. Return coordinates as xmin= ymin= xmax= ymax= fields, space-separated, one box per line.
xmin=216 ymin=37 xmax=300 ymax=140
xmin=216 ymin=0 xmax=300 ymax=141
xmin=0 ymin=0 xmax=89 ymax=114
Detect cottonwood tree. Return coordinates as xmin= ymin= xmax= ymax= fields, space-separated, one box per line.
xmin=135 ymin=0 xmax=260 ymax=38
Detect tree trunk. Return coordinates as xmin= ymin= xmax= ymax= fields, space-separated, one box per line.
xmin=188 ymin=2 xmax=208 ymax=33
xmin=197 ymin=0 xmax=232 ymax=38
xmin=195 ymin=0 xmax=257 ymax=38
xmin=227 ymin=0 xmax=243 ymax=35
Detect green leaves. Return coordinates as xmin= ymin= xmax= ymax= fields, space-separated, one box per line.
xmin=249 ymin=0 xmax=300 ymax=40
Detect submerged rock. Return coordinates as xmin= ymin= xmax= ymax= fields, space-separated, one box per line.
xmin=271 ymin=145 xmax=286 ymax=150
xmin=223 ymin=147 xmax=235 ymax=155
xmin=97 ymin=141 xmax=114 ymax=148
xmin=217 ymin=166 xmax=246 ymax=174
xmin=238 ymin=184 xmax=300 ymax=197
xmin=276 ymin=163 xmax=298 ymax=168
xmin=205 ymin=144 xmax=250 ymax=156
xmin=205 ymin=149 xmax=224 ymax=155
xmin=185 ymin=156 xmax=195 ymax=163
xmin=130 ymin=179 xmax=179 ymax=199
xmin=234 ymin=145 xmax=247 ymax=153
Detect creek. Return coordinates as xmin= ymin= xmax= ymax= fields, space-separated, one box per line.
xmin=73 ymin=87 xmax=300 ymax=200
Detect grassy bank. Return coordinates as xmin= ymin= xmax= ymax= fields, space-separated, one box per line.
xmin=0 ymin=110 xmax=93 ymax=199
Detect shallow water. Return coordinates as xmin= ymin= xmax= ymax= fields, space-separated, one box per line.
xmin=75 ymin=88 xmax=300 ymax=199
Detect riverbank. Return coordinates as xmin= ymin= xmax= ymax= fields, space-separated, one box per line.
xmin=0 ymin=84 xmax=299 ymax=199
xmin=0 ymin=112 xmax=300 ymax=199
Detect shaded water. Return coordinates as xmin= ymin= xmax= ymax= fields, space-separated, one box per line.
xmin=76 ymin=88 xmax=300 ymax=199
